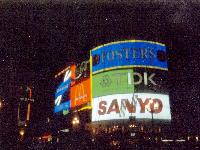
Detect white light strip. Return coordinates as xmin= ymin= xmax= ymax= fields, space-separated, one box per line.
xmin=162 ymin=139 xmax=173 ymax=142
xmin=176 ymin=139 xmax=186 ymax=142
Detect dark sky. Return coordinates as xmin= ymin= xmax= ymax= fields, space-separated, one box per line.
xmin=0 ymin=0 xmax=200 ymax=134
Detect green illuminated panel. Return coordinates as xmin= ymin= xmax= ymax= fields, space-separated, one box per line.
xmin=92 ymin=69 xmax=134 ymax=98
xmin=63 ymin=110 xmax=69 ymax=116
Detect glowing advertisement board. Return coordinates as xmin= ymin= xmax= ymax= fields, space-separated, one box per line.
xmin=92 ymin=68 xmax=168 ymax=98
xmin=92 ymin=69 xmax=134 ymax=98
xmin=70 ymin=78 xmax=91 ymax=108
xmin=55 ymin=79 xmax=71 ymax=98
xmin=92 ymin=93 xmax=171 ymax=122
xmin=54 ymin=101 xmax=70 ymax=113
xmin=75 ymin=60 xmax=90 ymax=80
xmin=54 ymin=67 xmax=72 ymax=113
xmin=91 ymin=40 xmax=167 ymax=74
xmin=133 ymin=68 xmax=168 ymax=94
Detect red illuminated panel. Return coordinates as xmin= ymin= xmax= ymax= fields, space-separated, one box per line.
xmin=70 ymin=78 xmax=91 ymax=108
xmin=70 ymin=64 xmax=76 ymax=86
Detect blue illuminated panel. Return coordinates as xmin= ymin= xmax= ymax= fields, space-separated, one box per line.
xmin=54 ymin=101 xmax=70 ymax=113
xmin=91 ymin=41 xmax=167 ymax=73
xmin=55 ymin=79 xmax=71 ymax=99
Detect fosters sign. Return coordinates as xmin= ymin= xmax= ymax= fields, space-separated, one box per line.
xmin=91 ymin=40 xmax=167 ymax=74
xmin=92 ymin=93 xmax=171 ymax=122
xmin=70 ymin=78 xmax=91 ymax=108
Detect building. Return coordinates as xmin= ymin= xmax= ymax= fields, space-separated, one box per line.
xmin=52 ymin=40 xmax=172 ymax=147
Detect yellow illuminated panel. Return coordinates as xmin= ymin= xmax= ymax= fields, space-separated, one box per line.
xmin=78 ymin=106 xmax=92 ymax=112
xmin=93 ymin=65 xmax=168 ymax=75
xmin=90 ymin=40 xmax=165 ymax=52
xmin=90 ymin=51 xmax=93 ymax=104
xmin=26 ymin=103 xmax=31 ymax=121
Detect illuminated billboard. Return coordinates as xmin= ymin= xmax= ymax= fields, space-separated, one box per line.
xmin=92 ymin=93 xmax=171 ymax=122
xmin=55 ymin=78 xmax=71 ymax=99
xmin=91 ymin=40 xmax=167 ymax=74
xmin=92 ymin=69 xmax=134 ymax=98
xmin=92 ymin=68 xmax=168 ymax=98
xmin=54 ymin=101 xmax=70 ymax=113
xmin=90 ymin=40 xmax=169 ymax=122
xmin=54 ymin=60 xmax=90 ymax=113
xmin=133 ymin=68 xmax=168 ymax=94
xmin=54 ymin=66 xmax=74 ymax=113
xmin=91 ymin=69 xmax=169 ymax=121
xmin=75 ymin=60 xmax=90 ymax=80
xmin=70 ymin=78 xmax=91 ymax=108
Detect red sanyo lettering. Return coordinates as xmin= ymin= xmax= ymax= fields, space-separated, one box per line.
xmin=150 ymin=98 xmax=163 ymax=113
xmin=137 ymin=98 xmax=163 ymax=113
xmin=107 ymin=99 xmax=120 ymax=114
xmin=98 ymin=101 xmax=107 ymax=115
xmin=98 ymin=98 xmax=163 ymax=115
xmin=122 ymin=99 xmax=136 ymax=113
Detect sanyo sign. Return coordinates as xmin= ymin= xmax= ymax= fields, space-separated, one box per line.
xmin=92 ymin=93 xmax=171 ymax=122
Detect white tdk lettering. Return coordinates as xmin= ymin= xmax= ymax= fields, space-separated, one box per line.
xmin=128 ymin=72 xmax=157 ymax=86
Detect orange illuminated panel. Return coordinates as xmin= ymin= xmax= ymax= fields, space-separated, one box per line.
xmin=70 ymin=64 xmax=76 ymax=86
xmin=70 ymin=78 xmax=91 ymax=108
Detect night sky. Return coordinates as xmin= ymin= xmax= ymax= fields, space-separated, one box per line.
xmin=0 ymin=0 xmax=200 ymax=135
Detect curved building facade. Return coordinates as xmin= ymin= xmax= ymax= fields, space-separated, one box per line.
xmin=53 ymin=40 xmax=171 ymax=145
xmin=90 ymin=40 xmax=171 ymax=132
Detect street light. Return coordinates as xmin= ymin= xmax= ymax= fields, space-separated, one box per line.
xmin=148 ymin=100 xmax=154 ymax=130
xmin=0 ymin=100 xmax=2 ymax=109
xmin=147 ymin=99 xmax=158 ymax=143
xmin=0 ymin=98 xmax=5 ymax=110
xmin=19 ymin=128 xmax=25 ymax=140
xmin=72 ymin=116 xmax=80 ymax=126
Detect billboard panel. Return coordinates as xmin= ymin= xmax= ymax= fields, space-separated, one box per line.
xmin=54 ymin=101 xmax=70 ymax=113
xmin=55 ymin=79 xmax=71 ymax=98
xmin=92 ymin=68 xmax=168 ymax=98
xmin=92 ymin=69 xmax=134 ymax=98
xmin=75 ymin=60 xmax=90 ymax=81
xmin=54 ymin=66 xmax=73 ymax=113
xmin=133 ymin=68 xmax=168 ymax=94
xmin=92 ymin=93 xmax=171 ymax=122
xmin=70 ymin=78 xmax=91 ymax=108
xmin=91 ymin=40 xmax=167 ymax=74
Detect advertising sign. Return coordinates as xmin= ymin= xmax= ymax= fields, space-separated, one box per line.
xmin=133 ymin=68 xmax=168 ymax=94
xmin=92 ymin=69 xmax=134 ymax=98
xmin=70 ymin=78 xmax=91 ymax=108
xmin=54 ymin=101 xmax=70 ymax=113
xmin=55 ymin=79 xmax=71 ymax=99
xmin=92 ymin=93 xmax=171 ymax=122
xmin=54 ymin=67 xmax=72 ymax=113
xmin=75 ymin=60 xmax=90 ymax=80
xmin=91 ymin=40 xmax=167 ymax=74
xmin=92 ymin=68 xmax=168 ymax=98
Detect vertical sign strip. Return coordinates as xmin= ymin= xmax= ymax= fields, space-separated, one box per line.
xmin=90 ymin=51 xmax=93 ymax=105
xmin=26 ymin=103 xmax=31 ymax=121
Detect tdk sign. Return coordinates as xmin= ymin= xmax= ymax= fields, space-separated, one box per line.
xmin=91 ymin=40 xmax=168 ymax=74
